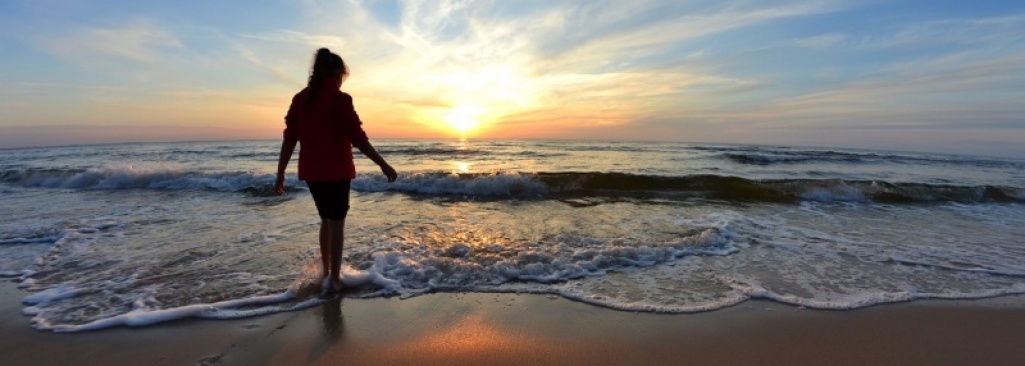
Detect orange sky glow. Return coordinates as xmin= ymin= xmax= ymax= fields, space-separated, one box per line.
xmin=1 ymin=1 xmax=1023 ymax=157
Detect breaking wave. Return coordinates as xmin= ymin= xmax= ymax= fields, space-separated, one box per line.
xmin=3 ymin=167 xmax=1022 ymax=204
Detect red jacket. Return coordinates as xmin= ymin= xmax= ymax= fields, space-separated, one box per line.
xmin=283 ymin=81 xmax=369 ymax=182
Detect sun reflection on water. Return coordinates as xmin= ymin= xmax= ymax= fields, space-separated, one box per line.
xmin=454 ymin=161 xmax=471 ymax=174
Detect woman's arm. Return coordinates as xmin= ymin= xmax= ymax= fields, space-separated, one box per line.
xmin=275 ymin=138 xmax=297 ymax=195
xmin=353 ymin=140 xmax=397 ymax=182
xmin=277 ymin=97 xmax=301 ymax=196
xmin=338 ymin=92 xmax=396 ymax=182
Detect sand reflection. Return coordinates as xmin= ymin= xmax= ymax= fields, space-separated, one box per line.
xmin=391 ymin=312 xmax=556 ymax=360
xmin=307 ymin=298 xmax=345 ymax=362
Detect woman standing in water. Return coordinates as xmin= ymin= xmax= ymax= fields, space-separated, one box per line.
xmin=275 ymin=48 xmax=397 ymax=293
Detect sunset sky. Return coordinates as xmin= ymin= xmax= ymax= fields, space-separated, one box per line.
xmin=1 ymin=0 xmax=1023 ymax=157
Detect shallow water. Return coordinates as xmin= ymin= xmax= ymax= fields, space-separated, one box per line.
xmin=1 ymin=140 xmax=1024 ymax=331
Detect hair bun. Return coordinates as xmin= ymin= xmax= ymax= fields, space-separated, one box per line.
xmin=316 ymin=48 xmax=332 ymax=57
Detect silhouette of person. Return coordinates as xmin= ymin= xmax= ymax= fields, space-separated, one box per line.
xmin=276 ymin=48 xmax=397 ymax=294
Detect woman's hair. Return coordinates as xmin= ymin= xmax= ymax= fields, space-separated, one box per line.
xmin=307 ymin=48 xmax=348 ymax=104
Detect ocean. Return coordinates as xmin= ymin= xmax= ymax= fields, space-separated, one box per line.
xmin=1 ymin=139 xmax=1024 ymax=332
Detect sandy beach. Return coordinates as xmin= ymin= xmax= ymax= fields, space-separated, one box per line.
xmin=3 ymin=281 xmax=1025 ymax=366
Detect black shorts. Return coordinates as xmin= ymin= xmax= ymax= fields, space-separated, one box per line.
xmin=306 ymin=180 xmax=351 ymax=220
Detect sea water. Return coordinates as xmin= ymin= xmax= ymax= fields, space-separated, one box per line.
xmin=1 ymin=140 xmax=1024 ymax=332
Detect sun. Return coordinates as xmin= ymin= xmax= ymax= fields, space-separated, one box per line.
xmin=420 ymin=64 xmax=539 ymax=137
xmin=444 ymin=104 xmax=484 ymax=134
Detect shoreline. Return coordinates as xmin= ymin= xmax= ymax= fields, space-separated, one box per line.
xmin=4 ymin=282 xmax=1025 ymax=365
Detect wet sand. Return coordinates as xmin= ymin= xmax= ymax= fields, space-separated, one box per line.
xmin=2 ymin=281 xmax=1025 ymax=366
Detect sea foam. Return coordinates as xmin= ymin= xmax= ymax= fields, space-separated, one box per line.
xmin=15 ymin=215 xmax=739 ymax=332
xmin=4 ymin=141 xmax=1025 ymax=332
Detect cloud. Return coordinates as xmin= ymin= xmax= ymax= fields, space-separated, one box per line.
xmin=792 ymin=33 xmax=848 ymax=49
xmin=643 ymin=11 xmax=1025 ymax=143
xmin=858 ymin=13 xmax=1025 ymax=49
xmin=596 ymin=10 xmax=1025 ymax=158
xmin=731 ymin=57 xmax=1025 ymax=127
xmin=238 ymin=30 xmax=347 ymax=50
xmin=39 ymin=21 xmax=183 ymax=64
xmin=282 ymin=0 xmax=847 ymax=135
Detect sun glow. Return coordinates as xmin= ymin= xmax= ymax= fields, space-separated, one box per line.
xmin=410 ymin=63 xmax=539 ymax=137
xmin=444 ymin=104 xmax=484 ymax=134
xmin=454 ymin=161 xmax=470 ymax=173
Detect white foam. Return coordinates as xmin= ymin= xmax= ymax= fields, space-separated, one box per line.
xmin=30 ymin=263 xmax=407 ymax=332
xmin=9 ymin=165 xmax=552 ymax=198
xmin=10 ymin=164 xmax=291 ymax=193
xmin=43 ymin=290 xmax=299 ymax=332
xmin=22 ymin=284 xmax=82 ymax=305
xmin=733 ymin=279 xmax=1025 ymax=310
xmin=352 ymin=172 xmax=546 ymax=197
xmin=340 ymin=264 xmax=400 ymax=291
xmin=733 ymin=153 xmax=809 ymax=164
xmin=339 ymin=226 xmax=737 ymax=300
xmin=798 ymin=181 xmax=867 ymax=202
xmin=0 ymin=236 xmax=61 ymax=245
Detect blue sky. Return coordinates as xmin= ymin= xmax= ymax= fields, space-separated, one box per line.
xmin=1 ymin=0 xmax=1023 ymax=157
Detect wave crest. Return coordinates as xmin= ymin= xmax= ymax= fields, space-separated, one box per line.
xmin=3 ymin=167 xmax=1021 ymax=204
xmin=1 ymin=165 xmax=287 ymax=194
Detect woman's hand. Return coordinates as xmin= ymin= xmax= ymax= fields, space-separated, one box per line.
xmin=275 ymin=139 xmax=297 ymax=196
xmin=275 ymin=173 xmax=286 ymax=195
xmin=381 ymin=164 xmax=397 ymax=183
xmin=353 ymin=140 xmax=396 ymax=183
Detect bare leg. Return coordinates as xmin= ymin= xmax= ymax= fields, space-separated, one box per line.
xmin=319 ymin=218 xmax=331 ymax=280
xmin=327 ymin=218 xmax=346 ymax=292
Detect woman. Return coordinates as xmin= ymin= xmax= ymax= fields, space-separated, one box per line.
xmin=275 ymin=48 xmax=397 ymax=293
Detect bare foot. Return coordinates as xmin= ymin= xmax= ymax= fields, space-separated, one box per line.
xmin=329 ymin=278 xmax=346 ymax=293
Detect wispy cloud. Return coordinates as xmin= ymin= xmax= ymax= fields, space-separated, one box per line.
xmin=619 ymin=11 xmax=1025 ymax=145
xmin=39 ymin=21 xmax=182 ymax=64
xmin=281 ymin=0 xmax=847 ymax=135
xmin=858 ymin=13 xmax=1025 ymax=49
xmin=238 ymin=30 xmax=347 ymax=50
xmin=710 ymin=54 xmax=1018 ymax=116
xmin=791 ymin=33 xmax=848 ymax=49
